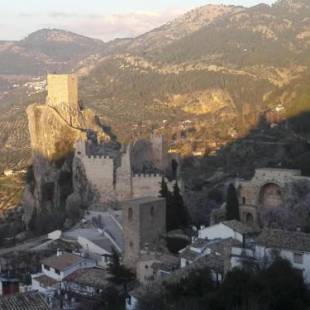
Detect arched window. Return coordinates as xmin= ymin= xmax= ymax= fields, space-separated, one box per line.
xmin=128 ymin=208 xmax=133 ymax=221
xmin=246 ymin=213 xmax=254 ymax=224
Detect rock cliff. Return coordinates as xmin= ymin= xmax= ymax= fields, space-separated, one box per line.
xmin=24 ymin=74 xmax=110 ymax=226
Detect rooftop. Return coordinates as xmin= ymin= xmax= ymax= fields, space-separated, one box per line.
xmin=180 ymin=248 xmax=200 ymax=261
xmin=41 ymin=252 xmax=86 ymax=271
xmin=63 ymin=228 xmax=103 ymax=241
xmin=151 ymin=254 xmax=179 ymax=272
xmin=206 ymin=238 xmax=241 ymax=255
xmin=33 ymin=274 xmax=58 ymax=288
xmin=124 ymin=197 xmax=165 ymax=205
xmin=0 ymin=292 xmax=49 ymax=310
xmin=222 ymin=220 xmax=261 ymax=235
xmin=256 ymin=229 xmax=310 ymax=253
xmin=64 ymin=268 xmax=111 ymax=289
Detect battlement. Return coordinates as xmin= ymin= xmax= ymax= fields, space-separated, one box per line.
xmin=87 ymin=155 xmax=113 ymax=160
xmin=133 ymin=173 xmax=162 ymax=178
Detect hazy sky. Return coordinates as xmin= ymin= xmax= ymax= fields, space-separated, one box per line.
xmin=0 ymin=0 xmax=276 ymax=42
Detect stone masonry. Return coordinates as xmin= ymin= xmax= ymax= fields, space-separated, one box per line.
xmin=122 ymin=197 xmax=166 ymax=269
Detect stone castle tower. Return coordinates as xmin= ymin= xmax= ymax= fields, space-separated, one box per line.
xmin=122 ymin=197 xmax=166 ymax=269
xmin=116 ymin=145 xmax=133 ymax=201
xmin=46 ymin=74 xmax=83 ymax=127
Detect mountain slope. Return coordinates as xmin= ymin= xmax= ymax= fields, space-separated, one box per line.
xmin=0 ymin=29 xmax=105 ymax=75
xmin=79 ymin=0 xmax=310 ymax=145
xmin=0 ymin=0 xmax=310 ymax=173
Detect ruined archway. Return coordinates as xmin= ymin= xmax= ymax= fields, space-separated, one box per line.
xmin=259 ymin=183 xmax=283 ymax=209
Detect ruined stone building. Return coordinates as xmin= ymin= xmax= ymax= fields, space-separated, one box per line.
xmin=122 ymin=197 xmax=166 ymax=268
xmin=237 ymin=168 xmax=310 ymax=225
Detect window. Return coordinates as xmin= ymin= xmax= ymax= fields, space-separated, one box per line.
xmin=129 ymin=241 xmax=134 ymax=248
xmin=128 ymin=208 xmax=133 ymax=221
xmin=294 ymin=252 xmax=304 ymax=264
xmin=242 ymin=197 xmax=246 ymax=204
xmin=55 ymin=269 xmax=61 ymax=275
xmin=145 ymin=265 xmax=149 ymax=269
xmin=150 ymin=206 xmax=155 ymax=217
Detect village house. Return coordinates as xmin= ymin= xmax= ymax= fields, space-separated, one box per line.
xmin=62 ymin=267 xmax=112 ymax=297
xmin=179 ymin=237 xmax=241 ymax=269
xmin=198 ymin=220 xmax=260 ymax=245
xmin=255 ymin=229 xmax=310 ymax=284
xmin=31 ymin=251 xmax=96 ymax=296
xmin=136 ymin=253 xmax=179 ymax=284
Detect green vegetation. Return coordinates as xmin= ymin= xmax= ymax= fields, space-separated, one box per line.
xmin=108 ymin=248 xmax=134 ymax=285
xmin=159 ymin=179 xmax=190 ymax=231
xmin=225 ymin=183 xmax=240 ymax=221
xmin=138 ymin=259 xmax=309 ymax=310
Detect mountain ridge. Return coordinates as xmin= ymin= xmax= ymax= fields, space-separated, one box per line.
xmin=0 ymin=0 xmax=309 ymax=173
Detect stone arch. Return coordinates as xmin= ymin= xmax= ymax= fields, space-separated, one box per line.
xmin=259 ymin=183 xmax=283 ymax=209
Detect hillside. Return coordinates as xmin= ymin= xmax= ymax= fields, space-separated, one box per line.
xmin=0 ymin=0 xmax=310 ymax=175
xmin=0 ymin=29 xmax=105 ymax=75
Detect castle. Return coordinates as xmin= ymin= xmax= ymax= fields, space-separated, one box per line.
xmin=74 ymin=139 xmax=163 ymax=204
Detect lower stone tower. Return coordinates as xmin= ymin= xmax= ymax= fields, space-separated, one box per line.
xmin=122 ymin=197 xmax=166 ymax=269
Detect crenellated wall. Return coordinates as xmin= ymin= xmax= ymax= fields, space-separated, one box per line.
xmin=75 ymin=141 xmax=115 ymax=202
xmin=74 ymin=140 xmax=164 ymax=203
xmin=132 ymin=174 xmax=162 ymax=199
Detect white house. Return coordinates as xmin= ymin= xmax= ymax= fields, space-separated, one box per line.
xmin=62 ymin=267 xmax=111 ymax=297
xmin=255 ymin=229 xmax=310 ymax=284
xmin=198 ymin=220 xmax=260 ymax=245
xmin=32 ymin=251 xmax=96 ymax=295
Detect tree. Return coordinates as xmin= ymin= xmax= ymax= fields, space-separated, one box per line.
xmin=172 ymin=182 xmax=190 ymax=227
xmin=225 ymin=183 xmax=240 ymax=221
xmin=108 ymin=248 xmax=134 ymax=284
xmin=159 ymin=179 xmax=191 ymax=231
xmin=159 ymin=177 xmax=169 ymax=199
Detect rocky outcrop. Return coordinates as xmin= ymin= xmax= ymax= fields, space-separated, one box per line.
xmin=26 ymin=103 xmax=108 ymax=162
xmin=25 ymin=74 xmax=111 ymax=219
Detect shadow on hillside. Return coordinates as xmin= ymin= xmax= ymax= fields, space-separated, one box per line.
xmin=181 ymin=111 xmax=310 ymax=224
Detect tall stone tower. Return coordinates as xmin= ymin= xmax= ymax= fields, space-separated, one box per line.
xmin=46 ymin=74 xmax=82 ymax=127
xmin=150 ymin=132 xmax=168 ymax=171
xmin=122 ymin=197 xmax=166 ymax=269
xmin=116 ymin=145 xmax=133 ymax=201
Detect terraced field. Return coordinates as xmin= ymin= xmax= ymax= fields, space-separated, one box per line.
xmin=0 ymin=175 xmax=25 ymax=215
xmin=0 ymin=106 xmax=31 ymax=173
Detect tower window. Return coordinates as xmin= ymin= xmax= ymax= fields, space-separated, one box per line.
xmin=128 ymin=208 xmax=133 ymax=221
xmin=150 ymin=206 xmax=155 ymax=217
xmin=242 ymin=197 xmax=246 ymax=204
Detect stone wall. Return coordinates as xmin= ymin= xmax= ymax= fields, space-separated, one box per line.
xmin=75 ymin=144 xmax=115 ymax=203
xmin=132 ymin=174 xmax=162 ymax=198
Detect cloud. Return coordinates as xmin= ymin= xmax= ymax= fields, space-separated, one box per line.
xmin=1 ymin=8 xmax=186 ymax=41
xmin=43 ymin=10 xmax=186 ymax=41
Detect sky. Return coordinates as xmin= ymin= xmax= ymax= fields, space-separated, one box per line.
xmin=0 ymin=0 xmax=276 ymax=42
